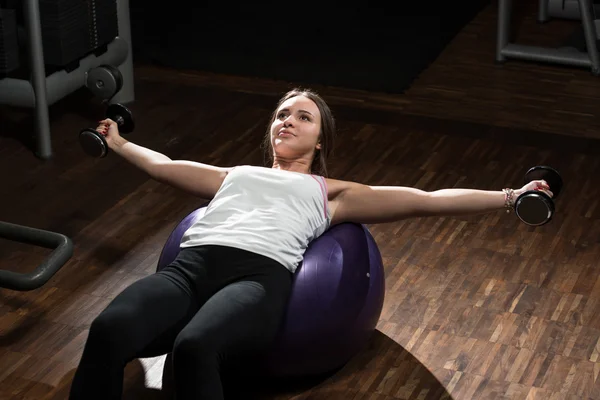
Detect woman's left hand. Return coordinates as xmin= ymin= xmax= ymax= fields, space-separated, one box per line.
xmin=515 ymin=179 xmax=554 ymax=199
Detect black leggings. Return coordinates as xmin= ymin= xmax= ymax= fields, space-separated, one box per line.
xmin=69 ymin=245 xmax=293 ymax=400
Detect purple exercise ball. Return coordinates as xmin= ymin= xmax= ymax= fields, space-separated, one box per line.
xmin=156 ymin=206 xmax=386 ymax=377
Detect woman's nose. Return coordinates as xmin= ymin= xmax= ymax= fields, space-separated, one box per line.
xmin=283 ymin=116 xmax=294 ymax=126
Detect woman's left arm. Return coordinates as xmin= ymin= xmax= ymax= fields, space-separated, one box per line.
xmin=328 ymin=179 xmax=551 ymax=225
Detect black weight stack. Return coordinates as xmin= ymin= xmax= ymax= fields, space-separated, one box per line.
xmin=0 ymin=8 xmax=19 ymax=78
xmin=88 ymin=0 xmax=119 ymax=51
xmin=40 ymin=0 xmax=90 ymax=68
xmin=39 ymin=0 xmax=119 ymax=70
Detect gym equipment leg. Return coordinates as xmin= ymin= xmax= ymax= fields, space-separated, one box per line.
xmin=0 ymin=221 xmax=73 ymax=291
xmin=110 ymin=0 xmax=135 ymax=106
xmin=496 ymin=0 xmax=600 ymax=75
xmin=23 ymin=0 xmax=52 ymax=160
xmin=496 ymin=0 xmax=512 ymax=63
xmin=580 ymin=0 xmax=600 ymax=70
xmin=538 ymin=0 xmax=550 ymax=22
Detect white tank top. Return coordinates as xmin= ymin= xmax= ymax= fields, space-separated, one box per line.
xmin=180 ymin=165 xmax=331 ymax=273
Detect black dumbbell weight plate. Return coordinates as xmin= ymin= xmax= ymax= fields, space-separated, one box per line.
xmin=79 ymin=128 xmax=108 ymax=158
xmin=523 ymin=165 xmax=563 ymax=199
xmin=107 ymin=103 xmax=135 ymax=133
xmin=515 ymin=165 xmax=563 ymax=226
xmin=515 ymin=193 xmax=554 ymax=226
xmin=86 ymin=65 xmax=123 ymax=100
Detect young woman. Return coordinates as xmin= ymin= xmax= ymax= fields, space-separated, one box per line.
xmin=69 ymin=88 xmax=552 ymax=400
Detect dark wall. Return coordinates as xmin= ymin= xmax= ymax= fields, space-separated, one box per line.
xmin=127 ymin=3 xmax=491 ymax=92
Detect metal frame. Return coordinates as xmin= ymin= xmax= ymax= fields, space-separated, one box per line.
xmin=0 ymin=221 xmax=73 ymax=291
xmin=496 ymin=0 xmax=600 ymax=75
xmin=546 ymin=0 xmax=600 ymax=20
xmin=0 ymin=0 xmax=135 ymax=160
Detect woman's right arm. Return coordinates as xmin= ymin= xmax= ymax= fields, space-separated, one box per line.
xmin=111 ymin=135 xmax=229 ymax=199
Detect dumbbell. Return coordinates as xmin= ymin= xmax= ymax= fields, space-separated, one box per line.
xmin=85 ymin=65 xmax=123 ymax=100
xmin=79 ymin=103 xmax=135 ymax=158
xmin=514 ymin=165 xmax=563 ymax=226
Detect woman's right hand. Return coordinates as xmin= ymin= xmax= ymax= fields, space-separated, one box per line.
xmin=96 ymin=118 xmax=122 ymax=149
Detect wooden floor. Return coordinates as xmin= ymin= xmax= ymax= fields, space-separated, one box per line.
xmin=2 ymin=1 xmax=600 ymax=399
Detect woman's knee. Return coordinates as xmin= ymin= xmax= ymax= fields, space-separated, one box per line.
xmin=172 ymin=331 xmax=220 ymax=367
xmin=86 ymin=306 xmax=139 ymax=358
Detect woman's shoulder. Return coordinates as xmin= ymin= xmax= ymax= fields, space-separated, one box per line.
xmin=224 ymin=164 xmax=257 ymax=174
xmin=323 ymin=177 xmax=352 ymax=195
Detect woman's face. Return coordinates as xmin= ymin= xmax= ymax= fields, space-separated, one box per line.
xmin=270 ymin=95 xmax=321 ymax=161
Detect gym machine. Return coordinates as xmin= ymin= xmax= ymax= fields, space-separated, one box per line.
xmin=496 ymin=0 xmax=600 ymax=75
xmin=0 ymin=0 xmax=133 ymax=290
xmin=0 ymin=0 xmax=135 ymax=160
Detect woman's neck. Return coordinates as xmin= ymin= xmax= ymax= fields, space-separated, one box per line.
xmin=271 ymin=158 xmax=311 ymax=174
